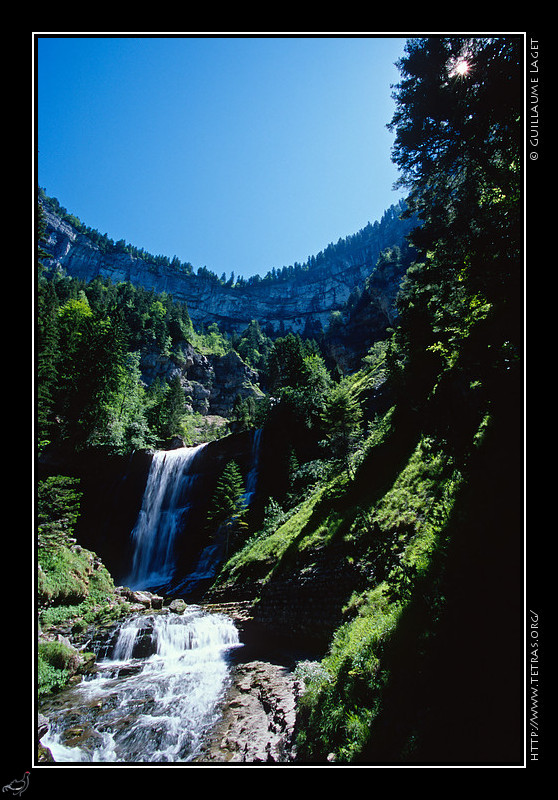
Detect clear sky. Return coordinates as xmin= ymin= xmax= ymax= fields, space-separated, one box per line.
xmin=36 ymin=34 xmax=408 ymax=279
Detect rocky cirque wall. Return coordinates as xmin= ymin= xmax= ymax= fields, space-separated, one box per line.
xmin=40 ymin=202 xmax=415 ymax=336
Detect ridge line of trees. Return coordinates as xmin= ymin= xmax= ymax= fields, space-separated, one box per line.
xmin=39 ymin=187 xmax=415 ymax=290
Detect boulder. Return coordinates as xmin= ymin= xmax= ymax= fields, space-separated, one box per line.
xmin=169 ymin=598 xmax=187 ymax=613
xmin=38 ymin=713 xmax=49 ymax=740
xmin=116 ymin=587 xmax=164 ymax=610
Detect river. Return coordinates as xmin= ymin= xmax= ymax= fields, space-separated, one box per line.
xmin=40 ymin=606 xmax=242 ymax=763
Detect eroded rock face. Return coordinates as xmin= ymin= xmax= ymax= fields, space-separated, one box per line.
xmin=40 ymin=202 xmax=414 ymax=337
xmin=194 ymin=661 xmax=303 ymax=763
xmin=92 ymin=311 xmax=260 ymax=417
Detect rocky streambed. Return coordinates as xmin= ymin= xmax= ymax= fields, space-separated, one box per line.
xmin=194 ymin=660 xmax=303 ymax=763
xmin=38 ymin=592 xmax=309 ymax=765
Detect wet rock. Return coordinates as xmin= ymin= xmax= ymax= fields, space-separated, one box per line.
xmin=195 ymin=661 xmax=303 ymax=763
xmin=169 ymin=598 xmax=187 ymax=613
xmin=115 ymin=587 xmax=164 ymax=610
xmin=38 ymin=743 xmax=55 ymax=763
xmin=37 ymin=713 xmax=55 ymax=763
xmin=38 ymin=713 xmax=49 ymax=740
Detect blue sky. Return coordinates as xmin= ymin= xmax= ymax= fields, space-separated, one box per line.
xmin=36 ymin=35 xmax=408 ymax=279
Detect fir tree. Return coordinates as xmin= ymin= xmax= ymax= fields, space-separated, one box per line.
xmin=207 ymin=461 xmax=247 ymax=554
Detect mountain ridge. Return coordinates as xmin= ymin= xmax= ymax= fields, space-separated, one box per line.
xmin=39 ymin=193 xmax=417 ymax=336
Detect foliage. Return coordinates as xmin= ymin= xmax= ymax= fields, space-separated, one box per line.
xmin=97 ymin=351 xmax=156 ymax=452
xmin=158 ymin=374 xmax=187 ymax=441
xmin=266 ymin=333 xmax=332 ymax=427
xmin=293 ymin=433 xmax=463 ymax=763
xmin=38 ymin=641 xmax=77 ymax=696
xmin=206 ymin=460 xmax=248 ymax=557
xmin=387 ymin=36 xmax=522 ymax=410
xmin=35 ymin=36 xmax=522 ymax=758
xmin=40 ymin=188 xmax=413 ymax=293
xmin=35 ymin=267 xmax=225 ymax=453
xmin=37 ymin=476 xmax=82 ymax=548
xmin=233 ymin=319 xmax=272 ymax=371
xmin=320 ymin=377 xmax=363 ymax=475
xmin=211 ymin=37 xmax=522 ymax=764
xmin=189 ymin=322 xmax=231 ymax=357
xmin=181 ymin=411 xmax=228 ymax=446
xmin=231 ymin=393 xmax=257 ymax=431
xmin=213 ymin=484 xmax=325 ymax=590
xmin=291 ymin=36 xmax=523 ymax=764
xmin=37 ymin=475 xmax=119 ymax=626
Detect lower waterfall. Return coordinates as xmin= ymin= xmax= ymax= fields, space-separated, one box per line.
xmin=40 ymin=606 xmax=241 ymax=763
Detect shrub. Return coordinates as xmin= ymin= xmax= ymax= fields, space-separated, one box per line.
xmin=37 ymin=640 xmax=80 ymax=696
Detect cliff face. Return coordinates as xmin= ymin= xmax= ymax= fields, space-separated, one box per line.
xmin=140 ymin=338 xmax=262 ymax=417
xmin=40 ymin=202 xmax=416 ymax=336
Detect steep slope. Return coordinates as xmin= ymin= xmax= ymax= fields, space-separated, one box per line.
xmin=205 ymin=360 xmax=523 ymax=764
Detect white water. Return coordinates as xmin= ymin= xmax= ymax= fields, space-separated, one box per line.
xmin=41 ymin=607 xmax=241 ymax=763
xmin=126 ymin=431 xmax=263 ymax=597
xmin=40 ymin=436 xmax=268 ymax=763
xmin=126 ymin=444 xmax=207 ymax=591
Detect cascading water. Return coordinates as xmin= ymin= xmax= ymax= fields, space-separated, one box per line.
xmin=244 ymin=427 xmax=262 ymax=505
xmin=170 ymin=428 xmax=263 ymax=596
xmin=40 ymin=606 xmax=241 ymax=763
xmin=39 ymin=433 xmax=270 ymax=764
xmin=125 ymin=444 xmax=207 ymax=592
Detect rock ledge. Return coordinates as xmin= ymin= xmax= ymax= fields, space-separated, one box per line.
xmin=195 ymin=660 xmax=303 ymax=763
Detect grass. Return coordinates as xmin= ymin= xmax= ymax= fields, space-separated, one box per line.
xmin=212 ymin=407 xmax=464 ymax=763
xmin=291 ymin=430 xmax=465 ymax=763
xmin=37 ymin=538 xmax=130 ymax=696
xmin=38 ymin=536 xmax=131 ymax=633
xmin=213 ymin=483 xmax=327 ymax=590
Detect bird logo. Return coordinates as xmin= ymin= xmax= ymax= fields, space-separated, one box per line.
xmin=2 ymin=773 xmax=30 ymax=797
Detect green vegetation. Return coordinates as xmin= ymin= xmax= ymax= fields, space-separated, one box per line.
xmin=37 ymin=475 xmax=130 ymax=695
xmin=37 ymin=475 xmax=124 ymax=621
xmin=210 ymin=35 xmax=523 ymax=764
xmin=207 ymin=460 xmax=249 ymax=556
xmin=36 ymin=240 xmax=234 ymax=454
xmin=39 ymin=188 xmax=413 ymax=290
xmin=35 ymin=36 xmax=522 ymax=763
xmin=38 ymin=640 xmax=80 ymax=697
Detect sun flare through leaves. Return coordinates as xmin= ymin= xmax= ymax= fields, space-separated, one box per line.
xmin=448 ymin=57 xmax=471 ymax=78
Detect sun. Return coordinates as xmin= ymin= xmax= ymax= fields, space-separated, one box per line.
xmin=448 ymin=57 xmax=471 ymax=79
xmin=454 ymin=59 xmax=470 ymax=76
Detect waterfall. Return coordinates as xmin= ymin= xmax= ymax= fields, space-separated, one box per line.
xmin=125 ymin=444 xmax=206 ymax=592
xmin=171 ymin=535 xmax=225 ymax=596
xmin=41 ymin=607 xmax=241 ymax=763
xmin=172 ymin=428 xmax=263 ymax=596
xmin=244 ymin=427 xmax=262 ymax=505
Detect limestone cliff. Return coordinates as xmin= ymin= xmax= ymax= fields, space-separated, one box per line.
xmin=40 ymin=198 xmax=417 ymax=336
xmin=139 ymin=338 xmax=262 ymax=417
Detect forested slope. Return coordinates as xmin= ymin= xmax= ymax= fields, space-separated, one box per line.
xmin=36 ymin=36 xmax=524 ymax=765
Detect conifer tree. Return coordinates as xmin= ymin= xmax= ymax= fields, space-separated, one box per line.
xmin=321 ymin=377 xmax=363 ymax=476
xmin=159 ymin=375 xmax=186 ymax=441
xmin=388 ymin=36 xmax=522 ymax=388
xmin=207 ymin=461 xmax=247 ymax=554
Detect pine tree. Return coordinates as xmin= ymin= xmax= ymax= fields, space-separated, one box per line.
xmin=207 ymin=461 xmax=247 ymax=554
xmin=36 ymin=279 xmax=60 ymax=450
xmin=388 ymin=36 xmax=522 ymax=377
xmin=159 ymin=375 xmax=186 ymax=441
xmin=321 ymin=377 xmax=363 ymax=476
